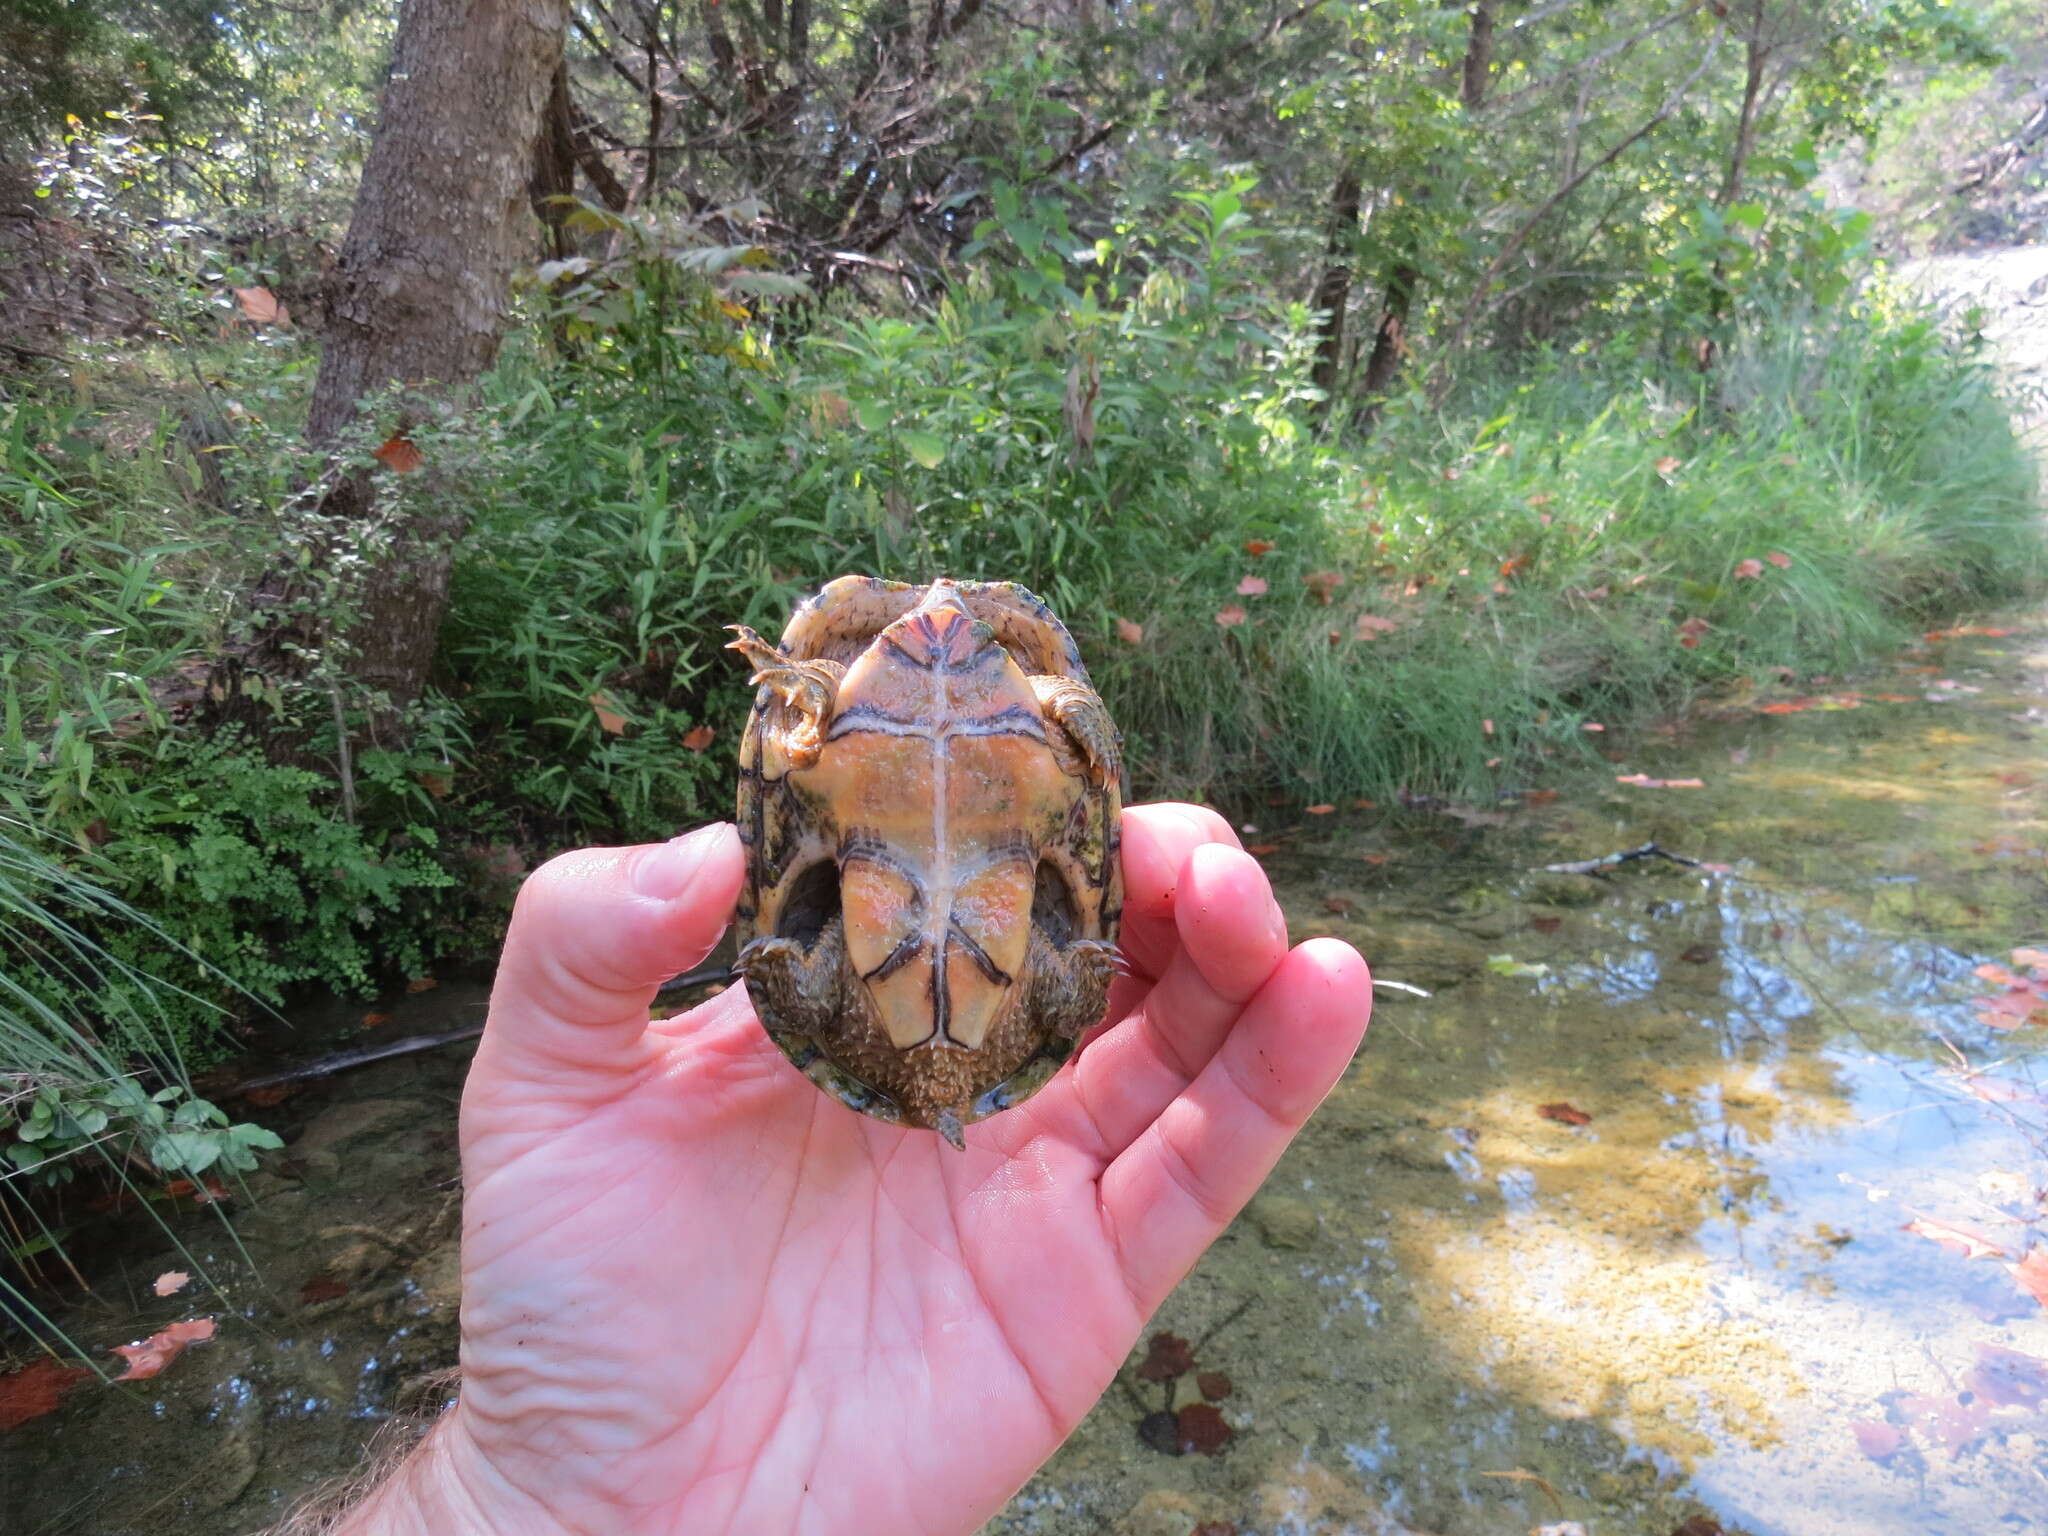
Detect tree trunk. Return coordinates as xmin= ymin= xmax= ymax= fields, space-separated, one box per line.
xmin=1718 ymin=4 xmax=1768 ymax=207
xmin=1309 ymin=167 xmax=1362 ymax=421
xmin=1461 ymin=0 xmax=1497 ymax=111
xmin=305 ymin=0 xmax=566 ymax=727
xmin=1361 ymin=260 xmax=1418 ymax=402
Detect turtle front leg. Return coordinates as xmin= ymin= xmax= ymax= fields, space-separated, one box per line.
xmin=727 ymin=626 xmax=845 ymax=769
xmin=1028 ymin=674 xmax=1123 ymax=788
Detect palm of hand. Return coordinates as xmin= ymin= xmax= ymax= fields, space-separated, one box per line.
xmin=437 ymin=806 xmax=1367 ymax=1535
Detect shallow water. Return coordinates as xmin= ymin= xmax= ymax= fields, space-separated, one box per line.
xmin=3 ymin=620 xmax=2046 ymax=1535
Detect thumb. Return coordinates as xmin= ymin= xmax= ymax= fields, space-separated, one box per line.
xmin=480 ymin=822 xmax=745 ymax=1077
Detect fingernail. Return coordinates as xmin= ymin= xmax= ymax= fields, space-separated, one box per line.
xmin=632 ymin=824 xmax=726 ymax=900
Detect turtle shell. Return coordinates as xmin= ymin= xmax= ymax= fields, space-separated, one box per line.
xmin=729 ymin=576 xmax=1124 ymax=1146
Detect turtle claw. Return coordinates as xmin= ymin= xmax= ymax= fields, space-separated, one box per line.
xmin=727 ymin=626 xmax=843 ymax=768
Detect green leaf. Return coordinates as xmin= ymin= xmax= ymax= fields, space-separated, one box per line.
xmin=900 ymin=430 xmax=947 ymax=470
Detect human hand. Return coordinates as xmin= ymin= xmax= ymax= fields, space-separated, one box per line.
xmin=340 ymin=804 xmax=1370 ymax=1536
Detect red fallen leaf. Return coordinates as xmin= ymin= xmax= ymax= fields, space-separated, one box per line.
xmin=1522 ymin=789 xmax=1560 ymax=805
xmin=153 ymin=1270 xmax=191 ymax=1298
xmin=1903 ymin=1216 xmax=2007 ymax=1260
xmin=1304 ymin=804 xmax=1335 ymax=816
xmin=371 ymin=434 xmax=424 ymax=474
xmin=360 ymin=1011 xmax=394 ymax=1029
xmin=232 ymin=285 xmax=282 ymax=324
xmin=160 ymin=1177 xmax=229 ymax=1203
xmin=1653 ymin=455 xmax=1682 ymax=477
xmin=416 ymin=769 xmax=451 ymax=799
xmin=1680 ymin=944 xmax=1718 ymax=964
xmin=1236 ymin=575 xmax=1268 ymax=597
xmin=1197 ymin=1370 xmax=1233 ymax=1401
xmin=1193 ymin=1524 xmax=1238 ymax=1536
xmin=1530 ymin=916 xmax=1562 ymax=934
xmin=1499 ymin=553 xmax=1529 ymax=579
xmin=1244 ymin=843 xmax=1280 ymax=856
xmin=300 ymin=1275 xmax=351 ymax=1305
xmin=0 ymin=1357 xmax=93 ymax=1430
xmin=1322 ymin=895 xmax=1355 ymax=915
xmin=1303 ymin=570 xmax=1345 ymax=604
xmin=1765 ymin=551 xmax=1792 ymax=568
xmin=406 ymin=976 xmax=440 ymax=994
xmin=589 ymin=692 xmax=628 ymax=734
xmin=1214 ymin=604 xmax=1248 ymax=628
xmin=1851 ymin=1421 xmax=1904 ymax=1460
xmin=1354 ymin=613 xmax=1398 ymax=640
xmin=1964 ymin=1343 xmax=2048 ymax=1409
xmin=1177 ymin=1401 xmax=1233 ymax=1455
xmin=1244 ymin=540 xmax=1275 ymax=557
xmin=1526 ymin=491 xmax=1554 ymax=507
xmin=681 ymin=724 xmax=716 ymax=752
xmin=1116 ymin=617 xmax=1144 ymax=645
xmin=1669 ymin=1520 xmax=1724 ymax=1536
xmin=1352 ymin=798 xmax=1376 ymax=809
xmin=1757 ymin=700 xmax=1809 ymax=714
xmin=1581 ymin=722 xmax=1604 ymax=733
xmin=110 ymin=1318 xmax=216 ymax=1382
xmin=1733 ymin=558 xmax=1764 ymax=579
xmin=2010 ymin=1249 xmax=2048 ymax=1311
xmin=1538 ymin=1101 xmax=1592 ymax=1126
xmin=1136 ymin=1331 xmax=1196 ymax=1382
xmin=241 ymin=1083 xmax=294 ymax=1107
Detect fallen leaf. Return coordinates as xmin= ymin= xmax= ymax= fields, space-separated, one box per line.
xmin=1679 ymin=944 xmax=1718 ymax=964
xmin=1304 ymin=804 xmax=1335 ymax=816
xmin=0 ymin=1357 xmax=92 ymax=1431
xmin=1177 ymin=1401 xmax=1233 ymax=1455
xmin=152 ymin=1270 xmax=191 ymax=1298
xmin=1136 ymin=1331 xmax=1195 ymax=1382
xmin=1236 ymin=575 xmax=1268 ymax=597
xmin=1654 ymin=455 xmax=1682 ymax=477
xmin=681 ymin=724 xmax=716 ymax=752
xmin=1615 ymin=774 xmax=1706 ymax=789
xmin=1116 ymin=617 xmax=1144 ymax=645
xmin=1903 ymin=1216 xmax=2007 ymax=1261
xmin=1481 ymin=718 xmax=1495 ymax=736
xmin=1851 ymin=1421 xmax=1904 ymax=1460
xmin=1522 ymin=789 xmax=1561 ymax=805
xmin=1303 ymin=570 xmax=1345 ymax=604
xmin=1354 ymin=613 xmax=1398 ymax=639
xmin=1581 ymin=722 xmax=1605 ymax=733
xmin=1526 ymin=491 xmax=1554 ymax=507
xmin=1765 ymin=551 xmax=1792 ymax=568
xmin=1245 ymin=843 xmax=1280 ymax=856
xmin=1530 ymin=915 xmax=1562 ymax=934
xmin=1322 ymin=895 xmax=1355 ymax=916
xmin=406 ymin=976 xmax=439 ymax=994
xmin=1244 ymin=540 xmax=1275 ymax=557
xmin=416 ymin=769 xmax=451 ymax=799
xmin=1733 ymin=558 xmax=1763 ymax=579
xmin=371 ymin=435 xmax=424 ymax=474
xmin=300 ymin=1275 xmax=350 ymax=1305
xmin=2010 ymin=1249 xmax=2048 ymax=1311
xmin=1965 ymin=1342 xmax=2048 ymax=1409
xmin=1668 ymin=1520 xmax=1724 ymax=1536
xmin=360 ymin=1012 xmax=393 ymax=1029
xmin=1192 ymin=1524 xmax=1238 ymax=1536
xmin=232 ymin=286 xmax=282 ymax=324
xmin=589 ymin=692 xmax=628 ymax=734
xmin=110 ymin=1318 xmax=216 ymax=1382
xmin=1196 ymin=1370 xmax=1233 ymax=1401
xmin=1214 ymin=604 xmax=1248 ymax=628
xmin=1499 ymin=553 xmax=1529 ymax=579
xmin=1538 ymin=1101 xmax=1592 ymax=1126
xmin=241 ymin=1083 xmax=294 ymax=1107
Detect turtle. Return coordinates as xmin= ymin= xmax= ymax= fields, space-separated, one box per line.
xmin=726 ymin=575 xmax=1125 ymax=1148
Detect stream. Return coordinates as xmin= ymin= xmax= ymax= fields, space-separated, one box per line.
xmin=4 ymin=249 xmax=2046 ymax=1536
xmin=3 ymin=607 xmax=2045 ymax=1535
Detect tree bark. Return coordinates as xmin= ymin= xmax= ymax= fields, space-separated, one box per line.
xmin=1717 ymin=0 xmax=1769 ymax=206
xmin=1309 ymin=166 xmax=1361 ymax=420
xmin=305 ymin=0 xmax=567 ymax=726
xmin=1360 ymin=260 xmax=1417 ymax=402
xmin=1461 ymin=0 xmax=1497 ymax=111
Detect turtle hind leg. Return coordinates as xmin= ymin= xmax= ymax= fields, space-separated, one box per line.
xmin=736 ymin=920 xmax=846 ymax=1050
xmin=727 ymin=626 xmax=845 ymax=768
xmin=1027 ymin=928 xmax=1120 ymax=1042
xmin=1028 ymin=674 xmax=1122 ymax=789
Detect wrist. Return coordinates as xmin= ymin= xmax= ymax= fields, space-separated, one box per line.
xmin=332 ymin=1405 xmax=566 ymax=1536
